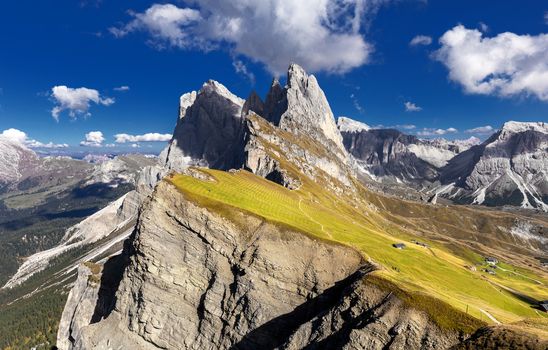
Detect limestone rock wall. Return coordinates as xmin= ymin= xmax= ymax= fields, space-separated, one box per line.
xmin=58 ymin=181 xmax=462 ymax=350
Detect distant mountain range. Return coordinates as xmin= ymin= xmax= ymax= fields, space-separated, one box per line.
xmin=339 ymin=118 xmax=548 ymax=211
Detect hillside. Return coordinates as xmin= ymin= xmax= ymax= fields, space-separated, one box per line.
xmin=168 ymin=168 xmax=547 ymax=325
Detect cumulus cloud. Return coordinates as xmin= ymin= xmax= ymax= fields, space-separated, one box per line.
xmin=51 ymin=86 xmax=114 ymax=121
xmin=0 ymin=128 xmax=27 ymax=144
xmin=434 ymin=25 xmax=548 ymax=101
xmin=80 ymin=131 xmax=105 ymax=147
xmin=417 ymin=127 xmax=458 ymax=136
xmin=114 ymin=85 xmax=130 ymax=91
xmin=0 ymin=128 xmax=68 ymax=148
xmin=110 ymin=1 xmax=380 ymax=74
xmin=109 ymin=4 xmax=201 ymax=46
xmin=114 ymin=132 xmax=172 ymax=143
xmin=465 ymin=125 xmax=495 ymax=134
xmin=404 ymin=101 xmax=422 ymax=112
xmin=410 ymin=35 xmax=432 ymax=46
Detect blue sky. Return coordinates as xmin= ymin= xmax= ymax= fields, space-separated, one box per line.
xmin=0 ymin=0 xmax=547 ymax=153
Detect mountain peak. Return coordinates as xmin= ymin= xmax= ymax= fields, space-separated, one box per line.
xmin=242 ymin=90 xmax=264 ymax=117
xmin=500 ymin=121 xmax=547 ymax=134
xmin=264 ymin=64 xmax=347 ymax=157
xmin=337 ymin=116 xmax=371 ymax=133
xmin=199 ymin=80 xmax=245 ymax=107
xmin=287 ymin=63 xmax=308 ymax=86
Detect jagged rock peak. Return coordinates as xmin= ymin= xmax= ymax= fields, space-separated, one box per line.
xmin=263 ymin=78 xmax=286 ymax=124
xmin=264 ymin=63 xmax=348 ymax=157
xmin=162 ymin=79 xmax=246 ymax=172
xmin=199 ymin=80 xmax=245 ymax=107
xmin=178 ymin=81 xmax=244 ymax=120
xmin=242 ymin=90 xmax=264 ymax=117
xmin=337 ymin=116 xmax=371 ymax=133
xmin=179 ymin=91 xmax=197 ymax=119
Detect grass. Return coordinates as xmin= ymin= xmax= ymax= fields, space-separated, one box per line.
xmin=168 ymin=169 xmax=548 ymax=332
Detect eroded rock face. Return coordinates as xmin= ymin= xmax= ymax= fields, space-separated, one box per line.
xmin=157 ymin=64 xmax=355 ymax=191
xmin=341 ymin=128 xmax=440 ymax=184
xmin=161 ymin=80 xmax=247 ymax=172
xmin=263 ymin=64 xmax=348 ymax=161
xmin=57 ymin=180 xmax=464 ymax=350
xmin=338 ymin=121 xmax=478 ymax=185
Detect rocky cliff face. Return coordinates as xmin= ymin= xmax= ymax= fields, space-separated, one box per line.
xmin=160 ymin=80 xmax=246 ymax=172
xmin=340 ymin=126 xmax=442 ymax=184
xmin=338 ymin=119 xmax=479 ymax=183
xmin=263 ymin=64 xmax=348 ymax=161
xmin=57 ymin=180 xmax=462 ymax=350
xmin=439 ymin=121 xmax=548 ymax=210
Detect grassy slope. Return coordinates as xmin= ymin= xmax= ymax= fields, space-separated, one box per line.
xmin=168 ymin=169 xmax=548 ymax=330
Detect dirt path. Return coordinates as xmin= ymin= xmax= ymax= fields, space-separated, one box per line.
xmin=479 ymin=308 xmax=501 ymax=324
xmin=496 ymin=265 xmax=544 ymax=285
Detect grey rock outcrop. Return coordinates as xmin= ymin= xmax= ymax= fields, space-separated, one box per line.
xmin=262 ymin=64 xmax=348 ymax=161
xmin=160 ymin=80 xmax=246 ymax=172
xmin=243 ymin=112 xmax=353 ymax=190
xmin=57 ymin=180 xmax=462 ymax=350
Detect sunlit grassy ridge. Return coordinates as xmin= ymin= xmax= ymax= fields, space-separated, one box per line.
xmin=168 ymin=169 xmax=547 ymax=330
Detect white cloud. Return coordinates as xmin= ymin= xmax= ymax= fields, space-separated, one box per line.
xmin=465 ymin=125 xmax=495 ymax=134
xmin=372 ymin=124 xmax=416 ymax=130
xmin=51 ymin=86 xmax=114 ymax=121
xmin=478 ymin=22 xmax=489 ymax=33
xmin=114 ymin=132 xmax=172 ymax=143
xmin=0 ymin=128 xmax=68 ymax=148
xmin=110 ymin=1 xmax=380 ymax=74
xmin=350 ymin=93 xmax=364 ymax=113
xmin=417 ymin=127 xmax=458 ymax=136
xmin=396 ymin=124 xmax=416 ymax=130
xmin=131 ymin=143 xmax=140 ymax=148
xmin=404 ymin=101 xmax=422 ymax=112
xmin=114 ymin=85 xmax=130 ymax=91
xmin=434 ymin=25 xmax=548 ymax=101
xmin=80 ymin=131 xmax=105 ymax=147
xmin=26 ymin=140 xmax=69 ymax=148
xmin=410 ymin=35 xmax=432 ymax=46
xmin=1 ymin=128 xmax=27 ymax=144
xmin=110 ymin=4 xmax=202 ymax=47
xmin=233 ymin=60 xmax=255 ymax=83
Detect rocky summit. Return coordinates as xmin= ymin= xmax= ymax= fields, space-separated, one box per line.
xmin=51 ymin=64 xmax=548 ymax=350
